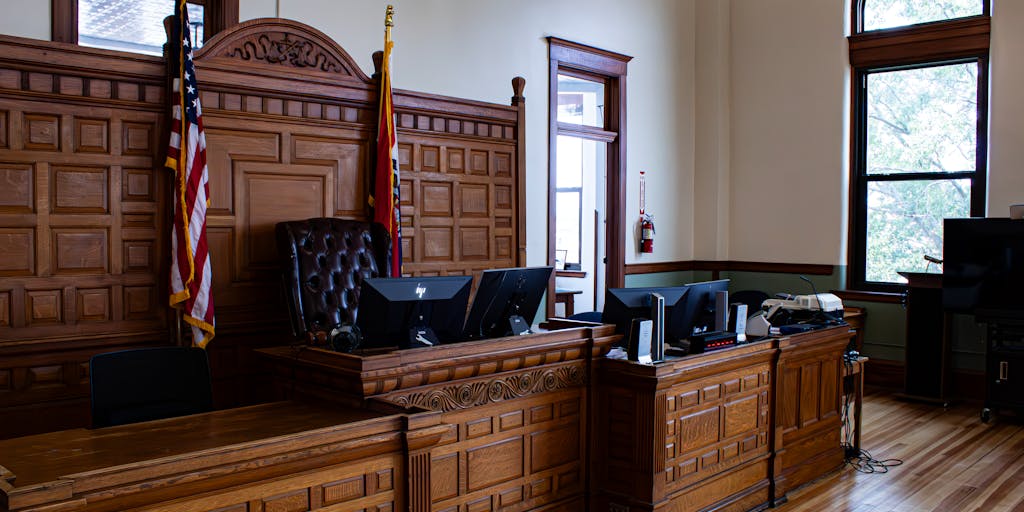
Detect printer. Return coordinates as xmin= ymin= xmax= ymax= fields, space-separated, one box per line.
xmin=747 ymin=293 xmax=844 ymax=337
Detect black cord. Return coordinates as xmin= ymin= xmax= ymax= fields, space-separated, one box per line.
xmin=840 ymin=362 xmax=904 ymax=473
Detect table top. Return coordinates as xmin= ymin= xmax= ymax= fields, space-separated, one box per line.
xmin=0 ymin=401 xmax=387 ymax=488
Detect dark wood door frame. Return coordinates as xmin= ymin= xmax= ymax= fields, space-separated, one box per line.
xmin=546 ymin=37 xmax=631 ymax=318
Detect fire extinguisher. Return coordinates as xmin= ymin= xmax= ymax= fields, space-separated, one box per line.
xmin=640 ymin=213 xmax=655 ymax=253
xmin=639 ymin=171 xmax=655 ymax=253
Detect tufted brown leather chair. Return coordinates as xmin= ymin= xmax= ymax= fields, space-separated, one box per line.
xmin=276 ymin=218 xmax=392 ymax=342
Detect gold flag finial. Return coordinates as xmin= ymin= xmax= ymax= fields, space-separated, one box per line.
xmin=385 ymin=5 xmax=394 ymax=28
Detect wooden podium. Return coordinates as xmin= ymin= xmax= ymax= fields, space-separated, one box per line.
xmin=898 ymin=272 xmax=951 ymax=405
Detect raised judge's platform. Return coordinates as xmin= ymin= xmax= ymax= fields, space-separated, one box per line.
xmin=0 ymin=324 xmax=851 ymax=511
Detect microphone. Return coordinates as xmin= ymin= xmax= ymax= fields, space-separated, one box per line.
xmin=798 ymin=275 xmax=827 ymax=322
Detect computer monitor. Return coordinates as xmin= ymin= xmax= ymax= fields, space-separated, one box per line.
xmin=463 ymin=266 xmax=554 ymax=341
xmin=678 ymin=279 xmax=730 ymax=338
xmin=603 ymin=286 xmax=690 ymax=345
xmin=357 ymin=276 xmax=472 ymax=349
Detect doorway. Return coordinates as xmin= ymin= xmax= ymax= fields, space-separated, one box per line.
xmin=547 ymin=38 xmax=631 ymax=319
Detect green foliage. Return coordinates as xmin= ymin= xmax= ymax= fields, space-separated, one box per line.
xmin=863 ymin=61 xmax=977 ymax=284
xmin=864 ymin=0 xmax=983 ymax=31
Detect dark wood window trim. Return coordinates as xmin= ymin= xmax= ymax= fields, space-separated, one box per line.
xmin=51 ymin=0 xmax=238 ymax=45
xmin=547 ymin=37 xmax=631 ymax=318
xmin=846 ymin=2 xmax=990 ymax=294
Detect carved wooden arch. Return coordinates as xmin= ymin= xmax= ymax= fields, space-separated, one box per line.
xmin=195 ymin=17 xmax=371 ymax=82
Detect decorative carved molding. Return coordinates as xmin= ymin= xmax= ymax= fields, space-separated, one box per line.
xmin=226 ymin=33 xmax=345 ymax=73
xmin=386 ymin=365 xmax=585 ymax=412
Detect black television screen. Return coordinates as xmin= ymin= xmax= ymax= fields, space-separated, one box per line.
xmin=463 ymin=266 xmax=553 ymax=341
xmin=603 ymin=286 xmax=690 ymax=345
xmin=943 ymin=218 xmax=1024 ymax=316
xmin=679 ymin=279 xmax=730 ymax=337
xmin=357 ymin=276 xmax=472 ymax=348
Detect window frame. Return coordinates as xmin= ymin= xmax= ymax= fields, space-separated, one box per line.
xmin=848 ymin=1 xmax=990 ymax=293
xmin=547 ymin=37 xmax=630 ymax=317
xmin=51 ymin=0 xmax=238 ymax=46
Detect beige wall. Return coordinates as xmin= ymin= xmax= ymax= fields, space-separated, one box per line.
xmin=3 ymin=0 xmax=1021 ymax=269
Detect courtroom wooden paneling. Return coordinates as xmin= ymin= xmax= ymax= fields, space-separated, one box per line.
xmin=770 ymin=325 xmax=851 ymax=504
xmin=0 ymin=19 xmax=525 ymax=437
xmin=594 ymin=342 xmax=775 ymax=512
xmin=0 ymin=401 xmax=445 ymax=512
xmin=259 ymin=323 xmax=618 ymax=512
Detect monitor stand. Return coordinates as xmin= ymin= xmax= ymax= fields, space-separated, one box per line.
xmin=408 ymin=326 xmax=438 ymax=348
xmin=509 ymin=315 xmax=530 ymax=336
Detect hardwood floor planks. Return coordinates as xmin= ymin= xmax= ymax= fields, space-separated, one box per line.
xmin=777 ymin=391 xmax=1024 ymax=512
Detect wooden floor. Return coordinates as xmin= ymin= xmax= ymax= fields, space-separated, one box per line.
xmin=777 ymin=390 xmax=1024 ymax=512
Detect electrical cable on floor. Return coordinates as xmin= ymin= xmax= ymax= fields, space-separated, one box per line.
xmin=841 ymin=357 xmax=904 ymax=474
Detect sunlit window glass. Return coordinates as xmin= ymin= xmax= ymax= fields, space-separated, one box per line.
xmin=79 ymin=0 xmax=204 ymax=56
xmin=863 ymin=0 xmax=983 ymax=31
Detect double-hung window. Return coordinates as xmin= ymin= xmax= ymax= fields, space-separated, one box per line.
xmin=848 ymin=0 xmax=989 ymax=292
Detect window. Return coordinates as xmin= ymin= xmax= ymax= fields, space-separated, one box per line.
xmin=50 ymin=0 xmax=237 ymax=47
xmin=79 ymin=0 xmax=204 ymax=55
xmin=848 ymin=0 xmax=989 ymax=291
xmin=547 ymin=38 xmax=630 ymax=316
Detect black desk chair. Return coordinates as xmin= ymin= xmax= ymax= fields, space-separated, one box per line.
xmin=90 ymin=347 xmax=213 ymax=428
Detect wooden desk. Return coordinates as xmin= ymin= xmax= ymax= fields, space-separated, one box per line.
xmin=554 ymin=288 xmax=583 ymax=317
xmin=0 ymin=401 xmax=445 ymax=512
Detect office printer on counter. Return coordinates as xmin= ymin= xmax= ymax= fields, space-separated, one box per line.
xmin=747 ymin=293 xmax=844 ymax=336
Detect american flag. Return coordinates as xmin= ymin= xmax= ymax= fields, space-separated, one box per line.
xmin=371 ymin=5 xmax=402 ymax=277
xmin=166 ymin=0 xmax=214 ymax=347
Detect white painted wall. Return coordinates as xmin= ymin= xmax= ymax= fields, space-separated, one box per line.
xmin=989 ymin=0 xmax=1024 ymax=218
xmin=4 ymin=0 xmax=1021 ymax=269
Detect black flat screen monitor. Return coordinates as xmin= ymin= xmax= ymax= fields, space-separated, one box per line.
xmin=463 ymin=266 xmax=553 ymax=341
xmin=678 ymin=279 xmax=730 ymax=337
xmin=943 ymin=218 xmax=1024 ymax=316
xmin=357 ymin=276 xmax=472 ymax=348
xmin=603 ymin=286 xmax=690 ymax=345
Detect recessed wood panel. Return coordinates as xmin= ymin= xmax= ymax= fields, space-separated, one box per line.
xmin=467 ymin=417 xmax=493 ymax=439
xmin=292 ymin=136 xmax=368 ymax=217
xmin=206 ymin=227 xmax=234 ymax=292
xmin=723 ymin=394 xmax=759 ymax=438
xmin=460 ymin=227 xmax=489 ymax=260
xmin=123 ymin=286 xmax=155 ymax=320
xmin=123 ymin=240 xmax=153 ymax=273
xmin=401 ymin=236 xmax=414 ymax=264
xmin=459 ymin=184 xmax=488 ymax=217
xmin=117 ymin=82 xmax=140 ymax=102
xmin=0 ymin=228 xmax=34 ymax=276
xmin=53 ymin=167 xmax=108 ymax=213
xmin=0 ymin=369 xmax=9 ymax=390
xmin=323 ymin=476 xmax=364 ymax=505
xmin=77 ymin=287 xmax=110 ymax=322
xmin=399 ymin=179 xmax=413 ymax=212
xmin=432 ymin=453 xmax=459 ymax=501
xmin=447 ymin=148 xmax=464 ymax=173
xmin=262 ymin=488 xmax=309 ymax=512
xmin=122 ymin=212 xmax=155 ymax=228
xmin=26 ymin=289 xmax=62 ymax=325
xmin=495 ymin=237 xmax=511 ymax=260
xmin=89 ymin=79 xmax=112 ymax=99
xmin=530 ymin=423 xmax=580 ymax=472
xmin=0 ymin=291 xmax=9 ymax=327
xmin=680 ymin=408 xmax=720 ymax=453
xmin=421 ymin=146 xmax=439 ymax=172
xmin=28 ymin=365 xmax=63 ymax=389
xmin=467 ymin=436 xmax=524 ymax=492
xmin=74 ymin=118 xmax=109 ymax=153
xmin=494 ymin=152 xmax=512 ymax=178
xmin=422 ymin=183 xmax=452 ymax=217
xmin=23 ymin=114 xmax=60 ymax=151
xmin=469 ymin=150 xmax=488 ymax=176
xmin=397 ymin=143 xmax=413 ymax=171
xmin=204 ymin=130 xmax=280 ymax=214
xmin=245 ymin=173 xmax=325 ymax=268
xmin=422 ymin=228 xmax=452 ymax=261
xmin=122 ymin=168 xmax=155 ymax=202
xmin=0 ymin=110 xmax=7 ymax=148
xmin=0 ymin=163 xmax=33 ymax=213
xmin=495 ymin=185 xmax=512 ymax=210
xmin=28 ymin=73 xmax=53 ymax=93
xmin=53 ymin=229 xmax=108 ymax=274
xmin=122 ymin=122 xmax=154 ymax=156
